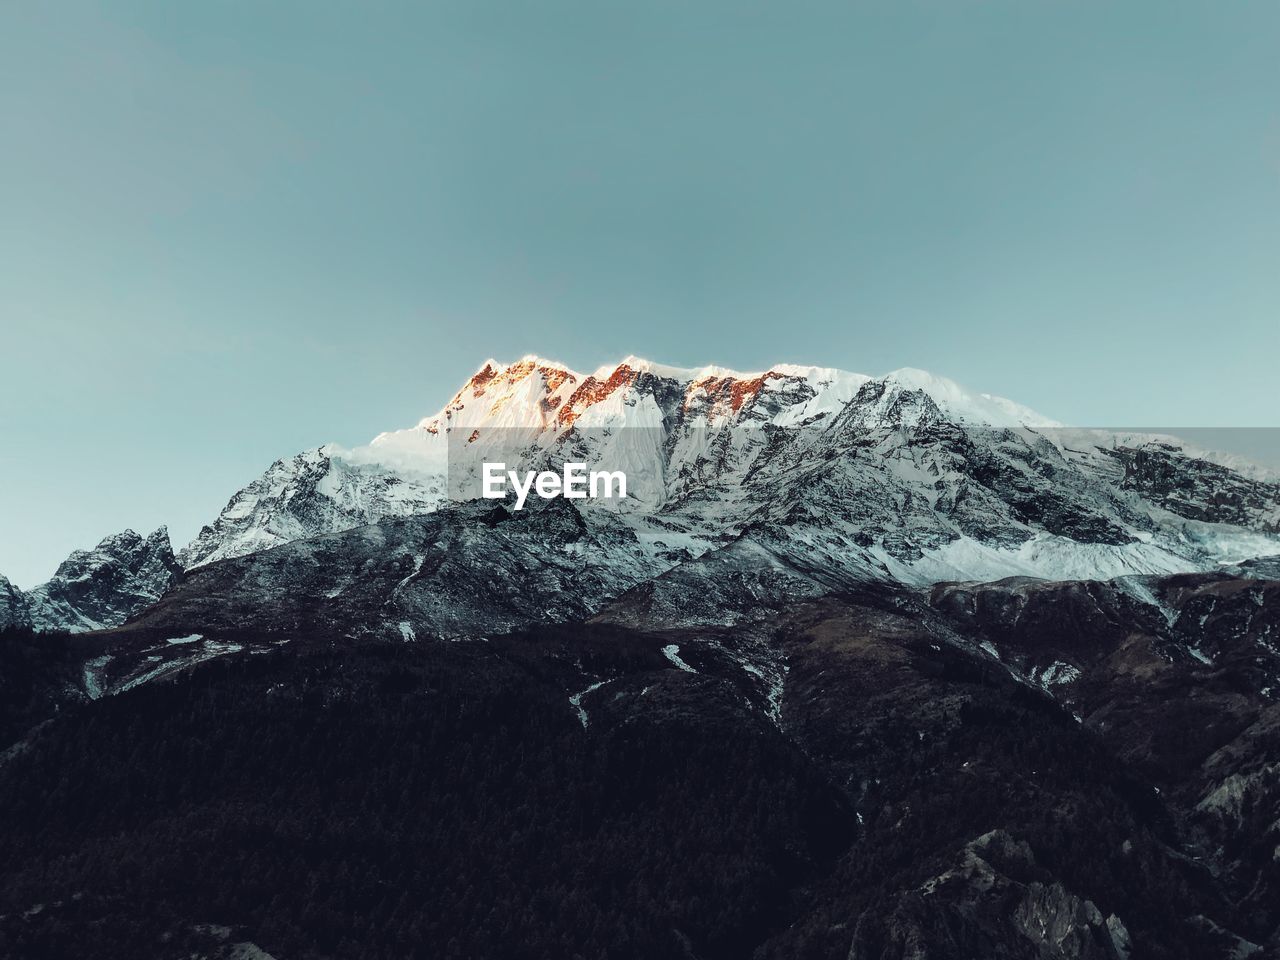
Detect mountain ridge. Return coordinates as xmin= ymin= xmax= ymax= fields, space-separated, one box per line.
xmin=8 ymin=357 xmax=1280 ymax=633
xmin=5 ymin=357 xmax=1280 ymax=957
xmin=1 ymin=527 xmax=180 ymax=633
xmin=178 ymin=356 xmax=1280 ymax=588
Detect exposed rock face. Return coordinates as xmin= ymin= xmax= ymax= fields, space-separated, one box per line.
xmin=132 ymin=500 xmax=670 ymax=642
xmin=0 ymin=574 xmax=27 ymax=629
xmin=7 ymin=527 xmax=182 ymax=633
xmin=927 ymin=574 xmax=1280 ymax=953
xmin=850 ymin=830 xmax=1132 ymax=960
xmin=1112 ymin=443 xmax=1280 ymax=531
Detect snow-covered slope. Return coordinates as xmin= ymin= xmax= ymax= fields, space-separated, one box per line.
xmin=178 ymin=447 xmax=445 ymax=569
xmin=178 ymin=356 xmax=1280 ymax=587
xmin=179 ymin=357 xmax=1045 ymax=564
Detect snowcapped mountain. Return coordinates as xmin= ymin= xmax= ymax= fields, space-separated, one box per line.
xmin=8 ymin=358 xmax=1280 ymax=959
xmin=3 ymin=527 xmax=181 ymax=633
xmin=179 ymin=355 xmax=872 ymax=567
xmin=178 ymin=355 xmax=1280 ymax=589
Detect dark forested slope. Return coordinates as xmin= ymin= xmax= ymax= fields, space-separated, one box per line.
xmin=2 ymin=578 xmax=1277 ymax=959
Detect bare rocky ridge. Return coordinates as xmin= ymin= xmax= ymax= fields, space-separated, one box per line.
xmin=14 ymin=357 xmax=1277 ymax=635
xmin=1110 ymin=443 xmax=1280 ymax=531
xmin=0 ymin=575 xmax=26 ymax=630
xmin=2 ymin=527 xmax=180 ymax=633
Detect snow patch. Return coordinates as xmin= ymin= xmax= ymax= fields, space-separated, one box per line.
xmin=1037 ymin=661 xmax=1082 ymax=686
xmin=82 ymin=655 xmax=111 ymax=700
xmin=662 ymin=644 xmax=697 ymax=673
xmin=569 ymin=680 xmax=609 ymax=728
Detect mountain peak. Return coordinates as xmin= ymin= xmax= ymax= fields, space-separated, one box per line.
xmin=382 ymin=355 xmax=1060 ymax=447
xmin=877 ymin=367 xmax=1060 ymax=428
xmin=90 ymin=526 xmax=173 ymax=557
xmin=603 ymin=356 xmax=761 ymax=382
xmin=95 ymin=528 xmax=142 ymax=549
xmin=10 ymin=525 xmax=181 ymax=633
xmin=515 ymin=354 xmax=575 ymax=372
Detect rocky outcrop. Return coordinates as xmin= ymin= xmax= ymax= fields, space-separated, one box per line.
xmin=0 ymin=574 xmax=28 ymax=629
xmin=1111 ymin=444 xmax=1280 ymax=532
xmin=850 ymin=830 xmax=1133 ymax=959
xmin=14 ymin=527 xmax=182 ymax=633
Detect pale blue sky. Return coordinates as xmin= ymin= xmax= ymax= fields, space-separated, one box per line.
xmin=1 ymin=0 xmax=1277 ymax=586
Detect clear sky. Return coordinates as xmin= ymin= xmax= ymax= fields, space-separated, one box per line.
xmin=1 ymin=0 xmax=1277 ymax=587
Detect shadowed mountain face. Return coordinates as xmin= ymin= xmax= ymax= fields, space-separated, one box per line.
xmin=0 ymin=575 xmax=25 ymax=629
xmin=2 ymin=562 xmax=1278 ymax=959
xmin=1112 ymin=444 xmax=1280 ymax=530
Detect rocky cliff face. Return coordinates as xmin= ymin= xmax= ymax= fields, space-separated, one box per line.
xmin=138 ymin=499 xmax=672 ymax=643
xmin=0 ymin=574 xmax=27 ymax=629
xmin=1111 ymin=443 xmax=1280 ymax=531
xmin=3 ymin=527 xmax=181 ymax=633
